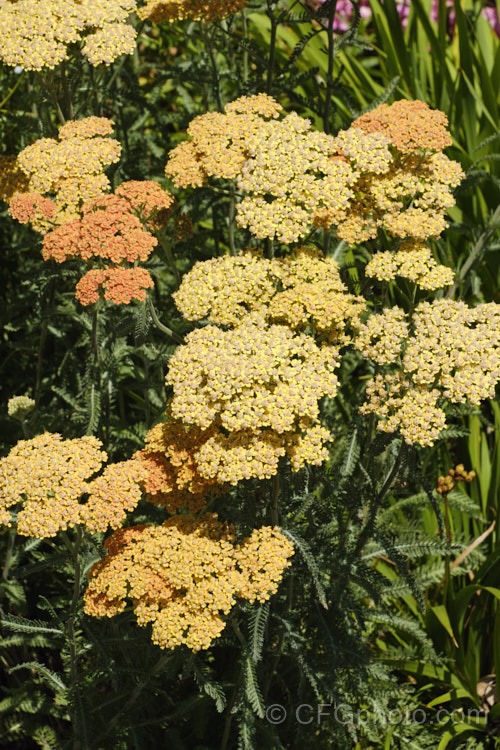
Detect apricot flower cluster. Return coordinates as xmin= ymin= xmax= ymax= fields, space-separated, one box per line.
xmin=0 ymin=433 xmax=144 ymax=538
xmin=0 ymin=0 xmax=137 ymax=71
xmin=138 ymin=0 xmax=248 ymax=22
xmin=133 ymin=411 xmax=225 ymax=514
xmin=357 ymin=299 xmax=500 ymax=445
xmin=84 ymin=514 xmax=294 ymax=651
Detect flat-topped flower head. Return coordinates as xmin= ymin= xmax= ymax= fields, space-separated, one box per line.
xmin=75 ymin=267 xmax=154 ymax=305
xmin=0 ymin=155 xmax=29 ymax=204
xmin=165 ymin=94 xmax=282 ymax=188
xmin=0 ymin=0 xmax=137 ymax=71
xmin=352 ymin=100 xmax=452 ymax=153
xmin=84 ymin=514 xmax=294 ymax=651
xmin=365 ymin=241 xmax=454 ymax=290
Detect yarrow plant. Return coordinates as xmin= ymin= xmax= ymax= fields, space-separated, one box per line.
xmin=2 ymin=2 xmax=500 ymax=746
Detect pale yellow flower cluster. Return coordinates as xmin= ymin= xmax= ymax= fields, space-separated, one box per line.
xmin=84 ymin=515 xmax=294 ymax=651
xmin=0 ymin=0 xmax=137 ymax=70
xmin=359 ymin=374 xmax=446 ymax=446
xmin=138 ymin=0 xmax=248 ymax=23
xmin=168 ymin=248 xmax=365 ymax=481
xmin=165 ymin=311 xmax=338 ymax=482
xmin=13 ymin=117 xmax=121 ymax=229
xmin=365 ymin=241 xmax=454 ymax=290
xmin=165 ymin=94 xmax=282 ymax=188
xmin=173 ymin=247 xmax=365 ymax=343
xmin=354 ymin=307 xmax=409 ymax=366
xmin=404 ymin=300 xmax=500 ymax=405
xmin=237 ymin=113 xmax=357 ymax=243
xmin=357 ymin=298 xmax=500 ymax=445
xmin=0 ymin=433 xmax=145 ymax=538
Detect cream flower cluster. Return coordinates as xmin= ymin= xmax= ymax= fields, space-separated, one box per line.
xmin=165 ymin=94 xmax=282 ymax=188
xmin=11 ymin=117 xmax=121 ymax=229
xmin=0 ymin=0 xmax=137 ymax=70
xmin=356 ymin=299 xmax=500 ymax=445
xmin=166 ymin=96 xmax=462 ymax=245
xmin=84 ymin=515 xmax=294 ymax=651
xmin=173 ymin=247 xmax=365 ymax=342
xmin=365 ymin=241 xmax=454 ymax=290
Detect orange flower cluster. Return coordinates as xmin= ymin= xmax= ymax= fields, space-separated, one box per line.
xmin=75 ymin=267 xmax=155 ymax=305
xmin=0 ymin=433 xmax=144 ymax=538
xmin=84 ymin=514 xmax=294 ymax=651
xmin=11 ymin=123 xmax=177 ymax=306
xmin=138 ymin=0 xmax=248 ymax=23
xmin=133 ymin=411 xmax=225 ymax=514
xmin=42 ymin=195 xmax=158 ymax=264
xmin=0 ymin=0 xmax=137 ymax=71
xmin=12 ymin=117 xmax=121 ymax=229
xmin=352 ymin=100 xmax=452 ymax=153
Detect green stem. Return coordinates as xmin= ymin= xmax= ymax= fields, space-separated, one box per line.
xmin=323 ymin=0 xmax=338 ymax=134
xmin=147 ymin=297 xmax=184 ymax=345
xmin=89 ymin=652 xmax=172 ymax=749
xmin=266 ymin=1 xmax=278 ymax=94
xmin=270 ymin=473 xmax=280 ymax=525
xmin=66 ymin=526 xmax=84 ymax=750
xmin=156 ymin=228 xmax=181 ymax=286
xmin=0 ymin=529 xmax=17 ymax=605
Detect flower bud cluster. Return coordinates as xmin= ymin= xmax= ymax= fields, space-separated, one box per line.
xmin=436 ymin=464 xmax=476 ymax=497
xmin=84 ymin=514 xmax=294 ymax=651
xmin=0 ymin=0 xmax=137 ymax=71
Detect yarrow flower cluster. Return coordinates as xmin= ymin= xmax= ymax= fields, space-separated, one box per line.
xmin=365 ymin=240 xmax=454 ymax=290
xmin=173 ymin=247 xmax=365 ymax=343
xmin=10 ymin=121 xmax=177 ymax=305
xmin=356 ymin=299 xmax=500 ymax=445
xmin=165 ymin=94 xmax=283 ymax=188
xmin=0 ymin=0 xmax=137 ymax=71
xmin=134 ymin=411 xmax=226 ymax=514
xmin=137 ymin=0 xmax=248 ymax=23
xmin=84 ymin=514 xmax=294 ymax=651
xmin=0 ymin=433 xmax=144 ymax=537
xmin=165 ymin=310 xmax=339 ymax=483
xmin=167 ymin=96 xmax=462 ymax=245
xmin=10 ymin=117 xmax=122 ymax=229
